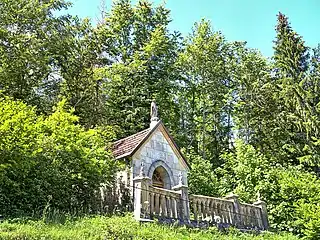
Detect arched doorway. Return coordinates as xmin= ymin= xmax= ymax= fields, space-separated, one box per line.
xmin=152 ymin=166 xmax=171 ymax=189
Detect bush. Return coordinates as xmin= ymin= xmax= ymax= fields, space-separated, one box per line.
xmin=186 ymin=151 xmax=219 ymax=196
xmin=295 ymin=201 xmax=320 ymax=240
xmin=0 ymin=97 xmax=118 ymax=217
xmin=219 ymin=140 xmax=320 ymax=239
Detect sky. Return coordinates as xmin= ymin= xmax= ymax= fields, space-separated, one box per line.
xmin=65 ymin=0 xmax=320 ymax=57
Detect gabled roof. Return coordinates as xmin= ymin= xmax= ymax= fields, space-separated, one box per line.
xmin=112 ymin=128 xmax=151 ymax=159
xmin=111 ymin=121 xmax=190 ymax=169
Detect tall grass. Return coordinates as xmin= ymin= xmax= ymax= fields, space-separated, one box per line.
xmin=0 ymin=214 xmax=298 ymax=240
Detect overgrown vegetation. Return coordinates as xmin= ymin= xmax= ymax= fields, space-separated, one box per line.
xmin=0 ymin=0 xmax=320 ymax=239
xmin=0 ymin=96 xmax=117 ymax=217
xmin=0 ymin=214 xmax=298 ymax=240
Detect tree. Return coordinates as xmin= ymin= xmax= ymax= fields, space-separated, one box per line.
xmin=95 ymin=0 xmax=181 ymax=138
xmin=0 ymin=0 xmax=106 ymax=126
xmin=58 ymin=18 xmax=108 ymax=128
xmin=177 ymin=20 xmax=236 ymax=166
xmin=274 ymin=12 xmax=309 ymax=77
xmin=272 ymin=12 xmax=320 ymax=166
xmin=233 ymin=13 xmax=320 ymax=167
xmin=0 ymin=96 xmax=117 ymax=216
xmin=0 ymin=0 xmax=71 ymax=111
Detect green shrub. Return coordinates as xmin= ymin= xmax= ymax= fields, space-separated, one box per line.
xmin=0 ymin=97 xmax=118 ymax=217
xmin=219 ymin=140 xmax=320 ymax=238
xmin=295 ymin=201 xmax=320 ymax=240
xmin=187 ymin=151 xmax=220 ymax=196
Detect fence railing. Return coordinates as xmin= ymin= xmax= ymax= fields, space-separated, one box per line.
xmin=133 ymin=175 xmax=268 ymax=230
xmin=148 ymin=186 xmax=181 ymax=219
xmin=238 ymin=202 xmax=264 ymax=228
xmin=189 ymin=194 xmax=265 ymax=229
xmin=189 ymin=194 xmax=234 ymax=224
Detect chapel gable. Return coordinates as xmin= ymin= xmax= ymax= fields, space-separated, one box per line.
xmin=112 ymin=101 xmax=189 ymax=190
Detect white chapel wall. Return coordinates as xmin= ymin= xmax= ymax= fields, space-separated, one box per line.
xmin=131 ymin=128 xmax=188 ymax=189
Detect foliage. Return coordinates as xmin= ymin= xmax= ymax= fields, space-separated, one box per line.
xmin=186 ymin=150 xmax=219 ymax=196
xmin=0 ymin=0 xmax=70 ymax=110
xmin=0 ymin=96 xmax=117 ymax=217
xmin=58 ymin=17 xmax=108 ymax=128
xmin=95 ymin=0 xmax=181 ymax=138
xmin=177 ymin=19 xmax=237 ymax=166
xmin=272 ymin=12 xmax=320 ymax=166
xmin=274 ymin=12 xmax=309 ymax=76
xmin=296 ymin=201 xmax=320 ymax=240
xmin=219 ymin=140 xmax=320 ymax=239
xmin=0 ymin=214 xmax=299 ymax=240
xmin=219 ymin=140 xmax=271 ymax=201
xmin=1 ymin=0 xmax=320 ymax=239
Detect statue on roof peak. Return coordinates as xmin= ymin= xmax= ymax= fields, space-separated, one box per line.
xmin=150 ymin=100 xmax=158 ymax=120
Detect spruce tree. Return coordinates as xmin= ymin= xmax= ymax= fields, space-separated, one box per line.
xmin=274 ymin=12 xmax=309 ymax=78
xmin=95 ymin=0 xmax=180 ymax=138
xmin=271 ymin=12 xmax=320 ymax=166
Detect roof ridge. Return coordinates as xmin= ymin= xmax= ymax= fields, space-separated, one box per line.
xmin=112 ymin=121 xmax=162 ymax=159
xmin=111 ymin=121 xmax=190 ymax=169
xmin=113 ymin=128 xmax=150 ymax=144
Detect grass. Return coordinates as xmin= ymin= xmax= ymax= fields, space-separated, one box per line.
xmin=0 ymin=214 xmax=298 ymax=240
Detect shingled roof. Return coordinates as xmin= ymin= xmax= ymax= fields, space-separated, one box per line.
xmin=111 ymin=121 xmax=190 ymax=169
xmin=112 ymin=128 xmax=151 ymax=159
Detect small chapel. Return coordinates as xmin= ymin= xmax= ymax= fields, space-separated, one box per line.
xmin=110 ymin=101 xmax=268 ymax=230
xmin=112 ymin=101 xmax=190 ymax=190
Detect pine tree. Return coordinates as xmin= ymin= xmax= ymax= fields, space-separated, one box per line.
xmin=95 ymin=0 xmax=181 ymax=137
xmin=267 ymin=12 xmax=320 ymax=166
xmin=274 ymin=12 xmax=309 ymax=78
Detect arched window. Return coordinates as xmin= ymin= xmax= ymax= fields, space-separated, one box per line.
xmin=148 ymin=160 xmax=174 ymax=189
xmin=152 ymin=167 xmax=165 ymax=188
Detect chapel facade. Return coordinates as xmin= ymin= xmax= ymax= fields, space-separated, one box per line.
xmin=112 ymin=101 xmax=190 ymax=190
xmin=110 ymin=102 xmax=268 ymax=230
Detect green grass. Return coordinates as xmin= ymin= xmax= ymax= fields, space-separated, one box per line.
xmin=0 ymin=214 xmax=298 ymax=240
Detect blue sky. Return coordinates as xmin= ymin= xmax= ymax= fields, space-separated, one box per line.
xmin=66 ymin=0 xmax=320 ymax=57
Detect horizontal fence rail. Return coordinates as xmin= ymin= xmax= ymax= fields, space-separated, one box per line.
xmin=189 ymin=194 xmax=264 ymax=229
xmin=148 ymin=186 xmax=181 ymax=219
xmin=238 ymin=203 xmax=264 ymax=229
xmin=132 ymin=176 xmax=269 ymax=230
xmin=189 ymin=194 xmax=235 ymax=224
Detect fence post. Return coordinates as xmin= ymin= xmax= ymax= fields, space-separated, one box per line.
xmin=225 ymin=193 xmax=240 ymax=227
xmin=173 ymin=175 xmax=190 ymax=222
xmin=133 ymin=175 xmax=151 ymax=220
xmin=253 ymin=199 xmax=269 ymax=230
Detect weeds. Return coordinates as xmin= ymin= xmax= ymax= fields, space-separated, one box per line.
xmin=0 ymin=214 xmax=299 ymax=240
